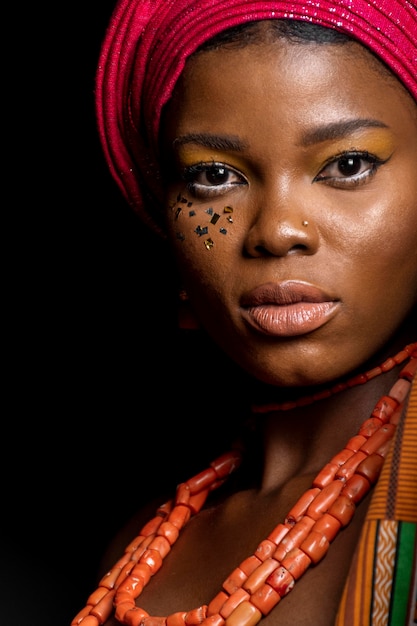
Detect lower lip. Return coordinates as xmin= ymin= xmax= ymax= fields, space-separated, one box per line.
xmin=241 ymin=302 xmax=338 ymax=337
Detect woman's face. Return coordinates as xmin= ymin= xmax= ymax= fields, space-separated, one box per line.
xmin=161 ymin=37 xmax=417 ymax=386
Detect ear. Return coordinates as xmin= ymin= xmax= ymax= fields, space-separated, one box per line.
xmin=177 ymin=289 xmax=200 ymax=329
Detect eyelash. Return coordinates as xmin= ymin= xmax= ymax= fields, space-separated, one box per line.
xmin=182 ymin=162 xmax=246 ymax=197
xmin=181 ymin=151 xmax=388 ymax=199
xmin=313 ymin=150 xmax=387 ymax=187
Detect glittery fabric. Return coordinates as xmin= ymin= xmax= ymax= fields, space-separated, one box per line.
xmin=95 ymin=0 xmax=417 ymax=232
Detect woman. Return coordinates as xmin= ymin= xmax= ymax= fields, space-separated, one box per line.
xmin=73 ymin=1 xmax=417 ymax=624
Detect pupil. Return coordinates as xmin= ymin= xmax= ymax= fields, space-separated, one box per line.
xmin=208 ymin=166 xmax=227 ymax=184
xmin=339 ymin=155 xmax=360 ymax=176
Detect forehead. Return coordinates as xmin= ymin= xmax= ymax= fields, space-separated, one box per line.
xmin=164 ymin=39 xmax=415 ymax=143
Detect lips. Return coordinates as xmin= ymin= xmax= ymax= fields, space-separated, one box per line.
xmin=240 ymin=281 xmax=339 ymax=337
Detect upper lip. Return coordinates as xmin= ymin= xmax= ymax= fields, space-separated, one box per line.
xmin=240 ymin=280 xmax=337 ymax=307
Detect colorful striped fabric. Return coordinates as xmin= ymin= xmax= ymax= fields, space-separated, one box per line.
xmin=336 ymin=376 xmax=417 ymax=625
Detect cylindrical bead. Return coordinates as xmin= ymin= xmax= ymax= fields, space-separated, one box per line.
xmin=399 ymin=356 xmax=417 ymax=380
xmin=167 ymin=612 xmax=188 ymax=626
xmin=223 ymin=567 xmax=247 ymax=594
xmin=76 ymin=616 xmax=100 ymax=626
xmin=347 ymin=372 xmax=369 ymax=386
xmin=300 ymin=531 xmax=329 ymax=563
xmin=266 ymin=566 xmax=295 ymax=596
xmin=243 ymin=559 xmax=279 ymax=594
xmin=175 ymin=483 xmax=191 ymax=506
xmin=130 ymin=562 xmax=152 ymax=586
xmin=371 ymin=395 xmax=398 ymax=423
xmin=312 ymin=463 xmax=339 ymax=488
xmin=90 ymin=589 xmax=116 ymax=622
xmin=335 ymin=451 xmax=367 ymax=481
xmin=142 ymin=617 xmax=168 ymax=626
xmin=328 ymin=495 xmax=356 ymax=526
xmin=208 ymin=592 xmax=229 ymax=617
xmin=281 ymin=547 xmax=311 ymax=578
xmin=201 ymin=614 xmax=225 ymax=626
xmin=186 ymin=468 xmax=217 ymax=493
xmin=219 ymin=588 xmax=250 ymax=619
xmin=87 ymin=586 xmax=109 ymax=607
xmin=372 ymin=436 xmax=393 ymax=458
xmin=99 ymin=567 xmax=124 ymax=590
xmin=114 ymin=602 xmax=135 ymax=624
xmin=149 ymin=535 xmax=171 ymax=559
xmin=274 ymin=516 xmax=314 ymax=560
xmin=141 ymin=548 xmax=163 ymax=575
xmin=250 ymin=583 xmax=281 ymax=615
xmin=185 ymin=606 xmax=208 ymax=624
xmin=359 ymin=423 xmax=395 ymax=456
xmin=142 ymin=515 xmax=165 ymax=536
xmin=255 ymin=539 xmax=278 ymax=561
xmin=285 ymin=488 xmax=321 ymax=523
xmin=239 ymin=556 xmax=263 ymax=576
xmin=331 ymin=448 xmax=355 ymax=466
xmin=330 ymin=382 xmax=348 ymax=394
xmin=345 ymin=435 xmax=367 ymax=452
xmin=389 ymin=407 xmax=403 ymax=426
xmin=156 ymin=501 xmax=173 ymax=517
xmin=355 ymin=453 xmax=385 ymax=484
xmin=312 ymin=512 xmax=341 ymax=542
xmin=115 ymin=560 xmax=136 ymax=588
xmin=124 ymin=607 xmax=150 ymax=626
xmin=267 ymin=523 xmax=291 ymax=545
xmin=71 ymin=606 xmax=95 ymax=626
xmin=306 ymin=481 xmax=343 ymax=519
xmin=358 ymin=417 xmax=383 ymax=438
xmin=312 ymin=389 xmax=333 ymax=401
xmin=340 ymin=473 xmax=371 ymax=503
xmin=168 ymin=505 xmax=192 ymax=530
xmin=211 ymin=451 xmax=242 ymax=479
xmin=130 ymin=535 xmax=154 ymax=562
xmin=113 ymin=591 xmax=135 ymax=608
xmin=116 ymin=574 xmax=144 ymax=600
xmin=389 ymin=378 xmax=411 ymax=403
xmin=125 ymin=536 xmax=146 ymax=554
xmin=225 ymin=601 xmax=262 ymax=626
xmin=380 ymin=357 xmax=396 ymax=372
xmin=157 ymin=521 xmax=180 ymax=544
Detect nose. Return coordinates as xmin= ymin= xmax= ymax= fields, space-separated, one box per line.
xmin=244 ymin=185 xmax=320 ymax=257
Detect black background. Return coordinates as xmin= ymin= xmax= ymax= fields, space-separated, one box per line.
xmin=2 ymin=4 xmax=206 ymax=625
xmin=3 ymin=5 xmax=248 ymax=625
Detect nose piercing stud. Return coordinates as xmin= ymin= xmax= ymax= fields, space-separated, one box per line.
xmin=302 ymin=220 xmax=309 ymax=227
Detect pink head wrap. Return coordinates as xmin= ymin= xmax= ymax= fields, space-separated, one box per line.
xmin=95 ymin=0 xmax=417 ymax=233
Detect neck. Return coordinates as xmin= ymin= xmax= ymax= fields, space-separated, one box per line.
xmin=250 ymin=341 xmax=417 ymax=492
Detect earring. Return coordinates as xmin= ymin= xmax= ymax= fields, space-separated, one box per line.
xmin=302 ymin=220 xmax=309 ymax=227
xmin=177 ymin=289 xmax=200 ymax=329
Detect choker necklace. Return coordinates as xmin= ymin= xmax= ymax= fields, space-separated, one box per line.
xmin=72 ymin=343 xmax=417 ymax=626
xmin=251 ymin=344 xmax=417 ymax=413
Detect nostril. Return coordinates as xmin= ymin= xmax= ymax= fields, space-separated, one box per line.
xmin=251 ymin=243 xmax=308 ymax=257
xmin=288 ymin=243 xmax=309 ymax=253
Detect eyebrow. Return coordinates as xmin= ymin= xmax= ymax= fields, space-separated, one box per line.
xmin=173 ymin=133 xmax=248 ymax=151
xmin=300 ymin=119 xmax=389 ymax=146
xmin=172 ymin=120 xmax=389 ymax=152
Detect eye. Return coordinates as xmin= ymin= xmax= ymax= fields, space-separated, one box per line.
xmin=182 ymin=161 xmax=247 ymax=198
xmin=314 ymin=151 xmax=387 ymax=188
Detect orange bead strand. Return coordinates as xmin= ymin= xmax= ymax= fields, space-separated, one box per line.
xmin=71 ymin=343 xmax=417 ymax=626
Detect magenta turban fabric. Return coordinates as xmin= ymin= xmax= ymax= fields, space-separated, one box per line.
xmin=95 ymin=0 xmax=417 ymax=233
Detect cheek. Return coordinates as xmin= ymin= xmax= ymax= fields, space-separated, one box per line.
xmin=342 ymin=199 xmax=417 ymax=321
xmin=166 ymin=195 xmax=239 ymax=279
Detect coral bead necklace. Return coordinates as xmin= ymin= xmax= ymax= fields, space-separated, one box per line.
xmin=72 ymin=343 xmax=417 ymax=626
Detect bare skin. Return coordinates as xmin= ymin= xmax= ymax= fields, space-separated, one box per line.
xmin=100 ymin=36 xmax=417 ymax=625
